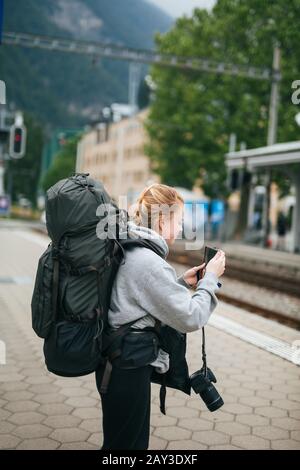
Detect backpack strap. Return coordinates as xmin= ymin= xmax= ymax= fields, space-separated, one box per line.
xmin=98 ymin=315 xmax=149 ymax=394
xmin=150 ymin=318 xmax=167 ymax=415
xmin=52 ymin=245 xmax=60 ymax=339
xmin=119 ymin=238 xmax=166 ymax=259
xmin=159 ymin=374 xmax=167 ymax=415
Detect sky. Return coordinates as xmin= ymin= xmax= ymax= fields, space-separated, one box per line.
xmin=150 ymin=0 xmax=216 ymax=18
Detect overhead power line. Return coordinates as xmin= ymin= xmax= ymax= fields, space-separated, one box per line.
xmin=2 ymin=31 xmax=277 ymax=82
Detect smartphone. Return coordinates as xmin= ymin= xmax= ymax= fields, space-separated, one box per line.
xmin=204 ymin=245 xmax=219 ymax=265
xmin=196 ymin=245 xmax=219 ymax=282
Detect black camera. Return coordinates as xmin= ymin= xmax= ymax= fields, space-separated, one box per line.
xmin=190 ymin=365 xmax=224 ymax=412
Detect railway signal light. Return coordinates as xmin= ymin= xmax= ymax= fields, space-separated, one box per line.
xmin=9 ymin=124 xmax=27 ymax=159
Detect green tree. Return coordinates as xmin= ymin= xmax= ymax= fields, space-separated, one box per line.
xmin=145 ymin=0 xmax=300 ymax=198
xmin=42 ymin=134 xmax=81 ymax=191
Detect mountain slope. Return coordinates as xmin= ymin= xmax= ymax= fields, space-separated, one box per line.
xmin=0 ymin=0 xmax=172 ymax=130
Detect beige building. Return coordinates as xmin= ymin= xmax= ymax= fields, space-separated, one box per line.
xmin=76 ymin=108 xmax=161 ymax=205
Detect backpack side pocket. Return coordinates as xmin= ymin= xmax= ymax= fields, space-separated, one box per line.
xmin=31 ymin=245 xmax=54 ymax=339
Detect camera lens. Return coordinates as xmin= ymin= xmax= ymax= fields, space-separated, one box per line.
xmin=200 ymin=385 xmax=224 ymax=412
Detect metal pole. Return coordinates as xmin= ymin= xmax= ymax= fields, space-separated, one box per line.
xmin=0 ymin=142 xmax=4 ymax=196
xmin=0 ymin=107 xmax=7 ymax=196
xmin=129 ymin=62 xmax=141 ymax=115
xmin=267 ymin=45 xmax=280 ymax=146
xmin=263 ymin=44 xmax=281 ymax=247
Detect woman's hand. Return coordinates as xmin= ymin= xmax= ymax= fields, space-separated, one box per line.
xmin=183 ymin=263 xmax=206 ymax=289
xmin=183 ymin=250 xmax=226 ymax=288
xmin=206 ymin=250 xmax=226 ymax=278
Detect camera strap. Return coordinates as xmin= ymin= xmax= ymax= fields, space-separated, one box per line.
xmin=202 ymin=327 xmax=207 ymax=376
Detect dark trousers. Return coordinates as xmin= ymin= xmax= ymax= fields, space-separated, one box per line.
xmin=95 ymin=363 xmax=153 ymax=450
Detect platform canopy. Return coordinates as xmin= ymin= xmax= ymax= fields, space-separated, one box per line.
xmin=225 ymin=140 xmax=300 ymax=253
xmin=225 ymin=141 xmax=300 ymax=170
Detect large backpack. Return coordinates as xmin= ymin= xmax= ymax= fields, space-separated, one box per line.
xmin=31 ymin=173 xmax=191 ymax=415
xmin=31 ymin=173 xmax=139 ymax=376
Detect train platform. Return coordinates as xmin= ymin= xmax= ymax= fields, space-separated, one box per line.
xmin=0 ymin=222 xmax=299 ymax=450
xmin=171 ymin=238 xmax=300 ymax=276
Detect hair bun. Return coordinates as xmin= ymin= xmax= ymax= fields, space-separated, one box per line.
xmin=130 ymin=183 xmax=184 ymax=228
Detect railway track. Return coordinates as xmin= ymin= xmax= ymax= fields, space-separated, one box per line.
xmin=216 ymin=292 xmax=300 ymax=331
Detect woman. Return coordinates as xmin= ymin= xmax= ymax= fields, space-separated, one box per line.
xmin=95 ymin=183 xmax=226 ymax=450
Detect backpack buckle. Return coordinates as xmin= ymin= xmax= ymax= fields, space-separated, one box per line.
xmin=69 ymin=313 xmax=80 ymax=322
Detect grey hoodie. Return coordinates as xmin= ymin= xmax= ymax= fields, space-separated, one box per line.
xmin=108 ymin=220 xmax=221 ymax=373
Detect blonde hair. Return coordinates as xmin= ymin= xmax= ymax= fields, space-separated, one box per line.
xmin=131 ymin=183 xmax=184 ymax=229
